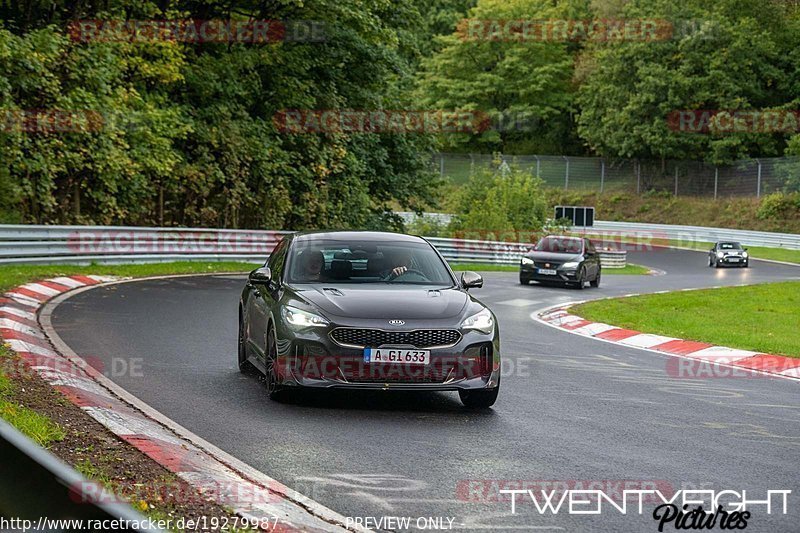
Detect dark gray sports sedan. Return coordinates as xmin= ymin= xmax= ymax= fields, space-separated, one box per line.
xmin=238 ymin=231 xmax=500 ymax=408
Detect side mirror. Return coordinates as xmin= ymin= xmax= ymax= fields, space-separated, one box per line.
xmin=461 ymin=271 xmax=483 ymax=290
xmin=248 ymin=267 xmax=272 ymax=284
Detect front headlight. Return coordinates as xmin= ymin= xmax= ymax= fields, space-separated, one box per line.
xmin=561 ymin=261 xmax=580 ymax=269
xmin=743 ymin=252 xmax=748 ymax=258
xmin=717 ymin=252 xmax=724 ymax=258
xmin=281 ymin=305 xmax=329 ymax=328
xmin=521 ymin=257 xmax=534 ymax=266
xmin=461 ymin=308 xmax=494 ymax=334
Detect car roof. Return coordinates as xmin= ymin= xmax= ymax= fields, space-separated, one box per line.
xmin=292 ymin=230 xmax=427 ymax=243
xmin=542 ymin=235 xmax=583 ymax=241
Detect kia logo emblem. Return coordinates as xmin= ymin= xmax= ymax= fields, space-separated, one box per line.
xmin=388 ymin=319 xmax=405 ymax=326
xmin=545 ymin=263 xmax=550 ymax=268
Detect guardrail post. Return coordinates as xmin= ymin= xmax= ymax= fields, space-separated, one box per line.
xmin=563 ymin=156 xmax=569 ymax=190
xmin=674 ymin=166 xmax=678 ymax=196
xmin=535 ymin=155 xmax=540 ymax=178
xmin=714 ymin=167 xmax=718 ymax=199
xmin=756 ymin=159 xmax=762 ymax=198
xmin=600 ymin=160 xmax=605 ymax=193
xmin=636 ymin=160 xmax=641 ymax=194
xmin=439 ymin=153 xmax=445 ymax=178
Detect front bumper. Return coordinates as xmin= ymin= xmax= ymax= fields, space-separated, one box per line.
xmin=716 ymin=255 xmax=748 ymax=266
xmin=520 ymin=264 xmax=579 ymax=283
xmin=273 ymin=323 xmax=500 ymax=392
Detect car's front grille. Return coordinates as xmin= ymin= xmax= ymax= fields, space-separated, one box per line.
xmin=533 ymin=261 xmax=562 ymax=269
xmin=330 ymin=328 xmax=462 ymax=349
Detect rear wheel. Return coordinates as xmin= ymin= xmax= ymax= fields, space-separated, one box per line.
xmin=265 ymin=328 xmax=287 ymax=401
xmin=590 ymin=269 xmax=601 ymax=288
xmin=459 ymin=384 xmax=499 ymax=409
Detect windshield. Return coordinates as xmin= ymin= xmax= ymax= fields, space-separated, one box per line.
xmin=534 ymin=237 xmax=583 ymax=254
xmin=287 ymin=238 xmax=455 ymax=285
xmin=719 ymin=242 xmax=743 ymax=250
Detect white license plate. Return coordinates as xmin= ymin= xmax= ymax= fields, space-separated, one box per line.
xmin=364 ymin=348 xmax=430 ymax=365
xmin=728 ymin=257 xmax=740 ymax=262
xmin=537 ymin=268 xmax=557 ymax=275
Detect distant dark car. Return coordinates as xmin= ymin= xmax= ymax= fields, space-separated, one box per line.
xmin=238 ymin=231 xmax=500 ymax=408
xmin=519 ymin=236 xmax=601 ymax=289
xmin=709 ymin=241 xmax=749 ymax=268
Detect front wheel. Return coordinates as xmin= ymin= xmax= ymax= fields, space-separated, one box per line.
xmin=590 ymin=269 xmax=601 ymax=288
xmin=572 ymin=267 xmax=585 ymax=290
xmin=519 ymin=274 xmax=529 ymax=285
xmin=265 ymin=328 xmax=287 ymax=401
xmin=459 ymin=385 xmax=499 ymax=409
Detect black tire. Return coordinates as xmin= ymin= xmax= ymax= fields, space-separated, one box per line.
xmin=265 ymin=328 xmax=287 ymax=401
xmin=590 ymin=269 xmax=601 ymax=288
xmin=459 ymin=385 xmax=499 ymax=409
xmin=572 ymin=267 xmax=585 ymax=290
xmin=708 ymin=256 xmax=713 ymax=267
xmin=519 ymin=274 xmax=529 ymax=285
xmin=237 ymin=311 xmax=253 ymax=373
xmin=714 ymin=259 xmax=720 ymax=268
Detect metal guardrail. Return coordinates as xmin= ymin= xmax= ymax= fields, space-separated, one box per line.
xmin=0 ymin=418 xmax=160 ymax=531
xmin=589 ymin=221 xmax=800 ymax=250
xmin=0 ymin=224 xmax=632 ymax=268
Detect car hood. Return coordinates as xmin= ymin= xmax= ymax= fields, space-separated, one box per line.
xmin=524 ymin=251 xmax=582 ymax=263
xmin=292 ymin=285 xmax=470 ymax=319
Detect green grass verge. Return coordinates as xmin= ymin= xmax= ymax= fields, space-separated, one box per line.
xmin=0 ymin=261 xmax=260 ymax=446
xmin=0 ymin=261 xmax=259 ymax=293
xmin=448 ymin=262 xmax=651 ymax=274
xmin=573 ymin=281 xmax=800 ymax=358
xmin=0 ymin=347 xmax=66 ymax=446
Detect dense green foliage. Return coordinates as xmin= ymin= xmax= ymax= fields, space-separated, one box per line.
xmin=0 ymin=1 xmax=443 ymax=228
xmin=417 ymin=0 xmax=800 ymax=164
xmin=2 ymin=0 xmax=800 ymax=228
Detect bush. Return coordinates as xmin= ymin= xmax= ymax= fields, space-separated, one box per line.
xmin=756 ymin=192 xmax=800 ymax=221
xmin=449 ymin=163 xmax=549 ymax=236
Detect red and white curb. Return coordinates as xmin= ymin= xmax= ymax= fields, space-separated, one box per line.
xmin=1 ymin=275 xmax=365 ymax=532
xmin=534 ymin=300 xmax=800 ymax=381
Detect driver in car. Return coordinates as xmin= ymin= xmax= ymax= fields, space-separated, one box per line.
xmin=299 ymin=250 xmax=326 ymax=282
xmin=383 ymin=250 xmax=414 ymax=280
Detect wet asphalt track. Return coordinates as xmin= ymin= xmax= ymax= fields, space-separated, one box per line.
xmin=51 ymin=249 xmax=800 ymax=532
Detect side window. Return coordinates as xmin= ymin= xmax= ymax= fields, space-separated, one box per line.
xmin=268 ymin=238 xmax=289 ymax=280
xmin=586 ymin=240 xmax=596 ymax=254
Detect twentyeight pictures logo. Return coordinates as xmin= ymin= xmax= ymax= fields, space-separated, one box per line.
xmin=495 ymin=488 xmax=791 ymax=530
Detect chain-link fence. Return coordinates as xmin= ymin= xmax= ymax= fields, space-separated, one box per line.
xmin=434 ymin=153 xmax=800 ymax=197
